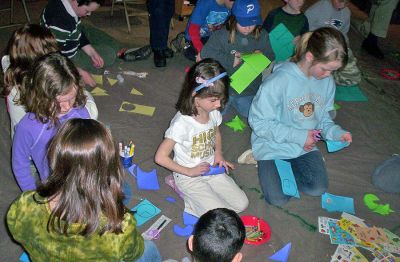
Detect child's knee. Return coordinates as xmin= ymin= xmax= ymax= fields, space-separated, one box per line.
xmin=302 ymin=183 xmax=328 ymax=197
xmin=265 ymin=195 xmax=290 ymax=207
xmin=233 ymin=195 xmax=249 ymax=213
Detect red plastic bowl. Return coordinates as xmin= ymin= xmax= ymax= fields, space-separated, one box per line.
xmin=240 ymin=216 xmax=271 ymax=245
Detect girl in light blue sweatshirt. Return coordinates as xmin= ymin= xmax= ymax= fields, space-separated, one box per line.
xmin=248 ymin=27 xmax=352 ymax=206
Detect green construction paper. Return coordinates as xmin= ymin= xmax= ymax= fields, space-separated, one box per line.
xmin=224 ymin=115 xmax=246 ymax=132
xmin=363 ymin=193 xmax=394 ymax=216
xmin=230 ymin=53 xmax=271 ymax=94
xmin=335 ymin=85 xmax=368 ymax=102
xmin=269 ymin=23 xmax=295 ymax=62
xmin=334 ymin=103 xmax=341 ymax=110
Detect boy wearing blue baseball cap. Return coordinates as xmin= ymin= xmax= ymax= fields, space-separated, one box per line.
xmin=201 ymin=0 xmax=275 ymax=118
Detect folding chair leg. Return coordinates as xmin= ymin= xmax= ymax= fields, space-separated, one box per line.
xmin=123 ymin=0 xmax=131 ymax=33
xmin=21 ymin=0 xmax=30 ymax=22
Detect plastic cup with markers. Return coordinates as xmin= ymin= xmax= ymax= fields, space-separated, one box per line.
xmin=119 ymin=141 xmax=135 ymax=168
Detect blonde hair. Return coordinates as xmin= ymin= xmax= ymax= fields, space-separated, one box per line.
xmin=292 ymin=27 xmax=348 ymax=68
xmin=226 ymin=16 xmax=262 ymax=44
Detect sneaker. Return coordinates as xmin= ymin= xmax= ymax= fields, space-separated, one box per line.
xmin=118 ymin=45 xmax=152 ymax=61
xmin=170 ymin=32 xmax=185 ymax=53
xmin=165 ymin=174 xmax=184 ymax=198
xmin=237 ymin=149 xmax=257 ymax=165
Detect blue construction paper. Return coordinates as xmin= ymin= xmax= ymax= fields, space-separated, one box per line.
xmin=274 ymin=160 xmax=300 ymax=198
xmin=131 ymin=199 xmax=161 ymax=226
xmin=326 ymin=140 xmax=350 ymax=153
xmin=122 ymin=181 xmax=133 ymax=205
xmin=20 ymin=252 xmax=30 ymax=262
xmin=173 ymin=224 xmax=194 ymax=237
xmin=321 ymin=192 xmax=355 ymax=214
xmin=165 ymin=196 xmax=177 ymax=203
xmin=136 ymin=166 xmax=160 ymax=190
xmin=202 ymin=165 xmax=225 ymax=176
xmin=269 ymin=23 xmax=295 ymax=62
xmin=269 ymin=242 xmax=291 ymax=262
xmin=183 ymin=211 xmax=199 ymax=225
xmin=128 ymin=163 xmax=137 ymax=178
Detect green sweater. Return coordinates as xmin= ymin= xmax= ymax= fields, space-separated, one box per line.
xmin=7 ymin=191 xmax=144 ymax=262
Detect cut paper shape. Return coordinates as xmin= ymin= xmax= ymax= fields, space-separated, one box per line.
xmin=363 ymin=193 xmax=394 ymax=216
xmin=107 ymin=78 xmax=118 ymax=86
xmin=130 ymin=88 xmax=143 ymax=96
xmin=269 ymin=242 xmax=291 ymax=262
xmin=274 ymin=159 xmax=300 ymax=198
xmin=335 ymin=85 xmax=368 ymax=102
xmin=131 ymin=199 xmax=161 ymax=226
xmin=202 ymin=165 xmax=225 ymax=176
xmin=90 ymin=87 xmax=109 ymax=96
xmin=20 ymin=252 xmax=30 ymax=262
xmin=318 ymin=216 xmax=338 ymax=235
xmin=122 ymin=181 xmax=133 ymax=205
xmin=334 ymin=103 xmax=341 ymax=110
xmin=225 ymin=115 xmax=246 ymax=132
xmin=165 ymin=196 xmax=176 ymax=203
xmin=230 ymin=53 xmax=271 ymax=94
xmin=173 ymin=224 xmax=193 ymax=237
xmin=328 ymin=221 xmax=356 ymax=245
xmin=119 ymin=101 xmax=155 ymax=117
xmin=136 ymin=166 xmax=160 ymax=191
xmin=331 ymin=244 xmax=368 ymax=262
xmin=326 ymin=140 xmax=350 ymax=153
xmin=321 ymin=192 xmax=355 ymax=214
xmin=91 ymin=74 xmax=103 ymax=85
xmin=269 ymin=23 xmax=295 ymax=62
xmin=183 ymin=212 xmax=199 ymax=225
xmin=128 ymin=164 xmax=137 ymax=178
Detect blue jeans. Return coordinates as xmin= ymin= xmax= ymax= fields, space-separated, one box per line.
xmin=136 ymin=240 xmax=161 ymax=262
xmin=147 ymin=0 xmax=175 ymax=50
xmin=257 ymin=151 xmax=328 ymax=206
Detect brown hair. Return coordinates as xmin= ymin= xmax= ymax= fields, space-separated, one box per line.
xmin=291 ymin=27 xmax=348 ymax=68
xmin=35 ymin=118 xmax=126 ymax=236
xmin=176 ymin=58 xmax=230 ymax=116
xmin=226 ymin=16 xmax=262 ymax=44
xmin=23 ymin=52 xmax=86 ymax=127
xmin=2 ymin=24 xmax=59 ymax=98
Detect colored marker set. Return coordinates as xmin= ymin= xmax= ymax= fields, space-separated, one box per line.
xmin=245 ymin=220 xmax=265 ymax=243
xmin=119 ymin=141 xmax=135 ymax=168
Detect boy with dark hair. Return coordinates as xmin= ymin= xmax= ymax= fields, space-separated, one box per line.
xmin=40 ymin=0 xmax=149 ymax=87
xmin=263 ymin=0 xmax=309 ymax=39
xmin=188 ymin=208 xmax=245 ymax=262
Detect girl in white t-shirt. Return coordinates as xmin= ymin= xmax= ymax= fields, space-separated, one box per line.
xmin=155 ymin=58 xmax=248 ymax=217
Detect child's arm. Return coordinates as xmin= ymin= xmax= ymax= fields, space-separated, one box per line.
xmin=213 ymin=127 xmax=235 ymax=172
xmin=78 ymin=67 xmax=96 ymax=87
xmin=12 ymin=129 xmax=36 ymax=191
xmin=81 ymin=44 xmax=104 ymax=69
xmin=201 ymin=30 xmax=236 ymax=71
xmin=83 ymin=90 xmax=98 ymax=120
xmin=155 ymin=138 xmax=209 ymax=177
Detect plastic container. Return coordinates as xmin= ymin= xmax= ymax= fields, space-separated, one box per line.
xmin=240 ymin=216 xmax=271 ymax=245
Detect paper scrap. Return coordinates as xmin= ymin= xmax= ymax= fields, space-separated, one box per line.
xmin=269 ymin=242 xmax=291 ymax=262
xmin=107 ymin=78 xmax=118 ymax=86
xmin=91 ymin=74 xmax=103 ymax=85
xmin=173 ymin=224 xmax=193 ymax=237
xmin=335 ymin=85 xmax=368 ymax=102
xmin=131 ymin=199 xmax=161 ymax=226
xmin=130 ymin=88 xmax=143 ymax=96
xmin=275 ymin=159 xmax=300 ymax=198
xmin=363 ymin=193 xmax=394 ymax=216
xmin=321 ymin=192 xmax=355 ymax=214
xmin=326 ymin=140 xmax=350 ymax=153
xmin=183 ymin=212 xmax=199 ymax=226
xmin=90 ymin=87 xmax=109 ymax=96
xmin=224 ymin=115 xmax=246 ymax=132
xmin=136 ymin=166 xmax=160 ymax=190
xmin=269 ymin=23 xmax=295 ymax=62
xmin=318 ymin=216 xmax=338 ymax=235
xmin=328 ymin=221 xmax=356 ymax=246
xmin=119 ymin=101 xmax=155 ymax=116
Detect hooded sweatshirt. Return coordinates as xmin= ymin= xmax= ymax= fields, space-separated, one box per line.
xmin=249 ymin=61 xmax=347 ymax=160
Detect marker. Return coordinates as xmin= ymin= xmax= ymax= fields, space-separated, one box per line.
xmin=157 ymin=220 xmax=167 ymax=230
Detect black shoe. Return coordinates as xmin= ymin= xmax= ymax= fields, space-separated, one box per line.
xmin=154 ymin=50 xmax=166 ymax=67
xmin=362 ymin=40 xmax=384 ymax=59
xmin=163 ymin=48 xmax=174 ymax=58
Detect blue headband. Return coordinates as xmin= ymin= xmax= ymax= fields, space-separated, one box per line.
xmin=194 ymin=72 xmax=227 ymax=93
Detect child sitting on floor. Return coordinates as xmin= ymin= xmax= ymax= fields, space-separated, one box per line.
xmin=155 ymin=58 xmax=248 ymax=217
xmin=249 ymin=27 xmax=352 ymax=206
xmin=263 ymin=0 xmax=309 ymax=41
xmin=201 ymin=0 xmax=275 ymax=117
xmin=2 ymin=24 xmax=98 ymax=138
xmin=188 ymin=208 xmax=245 ymax=262
xmin=305 ymin=0 xmax=361 ymax=86
xmin=7 ymin=118 xmax=161 ymax=261
xmin=12 ymin=52 xmax=94 ymax=191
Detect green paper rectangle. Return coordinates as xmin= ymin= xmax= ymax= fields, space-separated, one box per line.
xmin=269 ymin=23 xmax=295 ymax=62
xmin=335 ymin=85 xmax=368 ymax=102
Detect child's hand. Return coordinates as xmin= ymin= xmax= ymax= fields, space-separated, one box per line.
xmin=196 ymin=54 xmax=202 ymax=62
xmin=341 ymin=132 xmax=352 ymax=143
xmin=187 ymin=162 xmax=210 ymax=177
xmin=253 ymin=49 xmax=262 ymax=54
xmin=303 ymin=130 xmax=317 ymax=151
xmin=78 ymin=68 xmax=96 ymax=87
xmin=214 ymin=153 xmax=235 ymax=174
xmin=91 ymin=52 xmax=104 ymax=68
xmin=233 ymin=52 xmax=241 ymax=67
xmin=293 ymin=36 xmax=301 ymax=45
